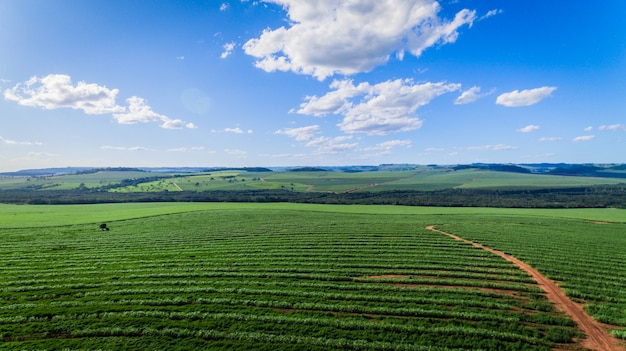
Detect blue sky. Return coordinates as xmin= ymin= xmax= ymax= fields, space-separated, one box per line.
xmin=1 ymin=0 xmax=625 ymax=171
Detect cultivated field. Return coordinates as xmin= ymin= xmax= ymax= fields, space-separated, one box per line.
xmin=1 ymin=203 xmax=625 ymax=350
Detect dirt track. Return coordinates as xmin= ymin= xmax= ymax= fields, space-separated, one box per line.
xmin=425 ymin=225 xmax=625 ymax=351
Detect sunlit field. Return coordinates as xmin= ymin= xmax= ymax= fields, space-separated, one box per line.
xmin=1 ymin=203 xmax=625 ymax=350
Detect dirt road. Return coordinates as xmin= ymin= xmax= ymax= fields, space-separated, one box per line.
xmin=425 ymin=225 xmax=625 ymax=351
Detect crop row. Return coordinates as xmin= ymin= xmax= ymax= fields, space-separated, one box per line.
xmin=441 ymin=215 xmax=626 ymax=335
xmin=0 ymin=209 xmax=583 ymax=350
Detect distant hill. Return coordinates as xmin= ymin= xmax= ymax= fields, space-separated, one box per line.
xmin=0 ymin=167 xmax=95 ymax=177
xmin=453 ymin=164 xmax=531 ymax=174
xmin=288 ymin=167 xmax=328 ymax=172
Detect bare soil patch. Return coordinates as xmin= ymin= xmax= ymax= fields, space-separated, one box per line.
xmin=425 ymin=225 xmax=625 ymax=351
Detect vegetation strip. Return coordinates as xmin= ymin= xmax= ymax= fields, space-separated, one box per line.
xmin=426 ymin=225 xmax=626 ymax=351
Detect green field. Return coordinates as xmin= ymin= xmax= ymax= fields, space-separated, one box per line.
xmin=2 ymin=168 xmax=624 ymax=194
xmin=1 ymin=203 xmax=625 ymax=350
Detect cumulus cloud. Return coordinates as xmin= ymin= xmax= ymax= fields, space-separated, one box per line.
xmin=572 ymin=135 xmax=595 ymax=142
xmin=5 ymin=74 xmax=195 ymax=129
xmin=454 ymin=86 xmax=490 ymax=104
xmin=296 ymin=79 xmax=460 ymax=135
xmin=113 ymin=96 xmax=195 ymax=129
xmin=4 ymin=74 xmax=124 ymax=114
xmin=243 ymin=0 xmax=476 ymax=80
xmin=517 ymin=125 xmax=540 ymax=133
xmin=221 ymin=42 xmax=236 ymax=59
xmin=0 ymin=136 xmax=43 ymax=146
xmin=496 ymin=86 xmax=557 ymax=107
xmin=599 ymin=124 xmax=626 ymax=131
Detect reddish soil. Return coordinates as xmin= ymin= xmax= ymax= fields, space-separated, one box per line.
xmin=425 ymin=225 xmax=625 ymax=351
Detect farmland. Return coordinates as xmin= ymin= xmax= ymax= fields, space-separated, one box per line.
xmin=1 ymin=203 xmax=625 ymax=350
xmin=2 ymin=165 xmax=626 ymax=208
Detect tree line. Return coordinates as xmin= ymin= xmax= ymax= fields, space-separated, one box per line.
xmin=1 ymin=184 xmax=625 ymax=208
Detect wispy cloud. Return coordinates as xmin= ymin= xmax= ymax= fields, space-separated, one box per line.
xmin=274 ymin=125 xmax=320 ymax=141
xmin=220 ymin=3 xmax=229 ymax=11
xmin=538 ymin=137 xmax=562 ymax=142
xmin=367 ymin=139 xmax=412 ymax=150
xmin=275 ymin=125 xmax=357 ymax=154
xmin=224 ymin=149 xmax=248 ymax=157
xmin=572 ymin=135 xmax=595 ymax=142
xmin=517 ymin=125 xmax=540 ymax=133
xmin=454 ymin=86 xmax=491 ymax=104
xmin=4 ymin=74 xmax=195 ymax=129
xmin=361 ymin=140 xmax=412 ymax=155
xmin=0 ymin=136 xmax=43 ymax=146
xmin=496 ymin=86 xmax=557 ymax=107
xmin=243 ymin=1 xmax=476 ymax=80
xmin=467 ymin=144 xmax=518 ymax=151
xmin=100 ymin=145 xmax=149 ymax=151
xmin=296 ymin=79 xmax=460 ymax=135
xmin=480 ymin=9 xmax=502 ymax=21
xmin=599 ymin=124 xmax=626 ymax=131
xmin=213 ymin=127 xmax=253 ymax=134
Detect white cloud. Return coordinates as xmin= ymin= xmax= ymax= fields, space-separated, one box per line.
xmin=425 ymin=147 xmax=444 ymax=152
xmin=274 ymin=125 xmax=320 ymax=141
xmin=538 ymin=137 xmax=562 ymax=142
xmin=297 ymin=79 xmax=460 ymax=135
xmin=517 ymin=125 xmax=540 ymax=133
xmin=496 ymin=86 xmax=557 ymax=107
xmin=243 ymin=0 xmax=476 ymax=80
xmin=480 ymin=9 xmax=502 ymax=20
xmin=225 ymin=127 xmax=244 ymax=134
xmin=4 ymin=74 xmax=124 ymax=114
xmin=5 ymin=74 xmax=195 ymax=129
xmin=307 ymin=135 xmax=357 ymax=154
xmin=467 ymin=144 xmax=517 ymax=151
xmin=113 ymin=96 xmax=195 ymax=129
xmin=363 ymin=139 xmax=412 ymax=151
xmin=362 ymin=140 xmax=412 ymax=155
xmin=584 ymin=126 xmax=593 ymax=131
xmin=167 ymin=147 xmax=187 ymax=152
xmin=454 ymin=86 xmax=490 ymax=104
xmin=0 ymin=136 xmax=43 ymax=146
xmin=101 ymin=145 xmax=149 ymax=151
xmin=224 ymin=149 xmax=248 ymax=157
xmin=599 ymin=124 xmax=626 ymax=131
xmin=220 ymin=3 xmax=229 ymax=11
xmin=572 ymin=135 xmax=595 ymax=142
xmin=275 ymin=125 xmax=357 ymax=154
xmin=221 ymin=42 xmax=236 ymax=59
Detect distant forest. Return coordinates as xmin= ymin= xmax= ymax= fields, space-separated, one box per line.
xmin=1 ymin=185 xmax=625 ymax=208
